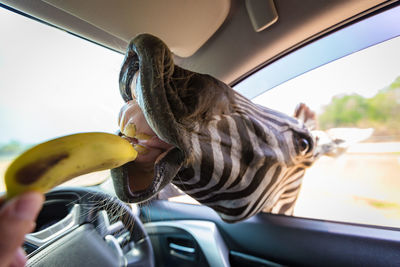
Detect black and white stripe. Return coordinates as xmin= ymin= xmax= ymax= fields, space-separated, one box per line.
xmin=115 ymin=34 xmax=323 ymax=223
xmin=172 ymin=92 xmax=316 ymax=222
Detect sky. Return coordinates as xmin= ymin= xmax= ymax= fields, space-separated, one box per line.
xmin=252 ymin=36 xmax=400 ymax=116
xmin=0 ymin=6 xmax=399 ymax=144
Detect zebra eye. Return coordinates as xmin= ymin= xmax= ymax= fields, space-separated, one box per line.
xmin=299 ymin=138 xmax=309 ymax=154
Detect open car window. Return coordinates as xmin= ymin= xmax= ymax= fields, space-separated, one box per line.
xmin=253 ymin=36 xmax=400 ymax=229
xmin=240 ymin=6 xmax=400 ymax=228
xmin=0 ymin=7 xmax=124 ymax=191
xmin=166 ymin=6 xmax=400 ymax=229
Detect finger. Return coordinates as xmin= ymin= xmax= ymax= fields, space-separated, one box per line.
xmin=9 ymin=247 xmax=26 ymax=267
xmin=0 ymin=192 xmax=44 ymax=267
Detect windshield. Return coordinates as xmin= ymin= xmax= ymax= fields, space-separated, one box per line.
xmin=0 ymin=7 xmax=124 ymax=192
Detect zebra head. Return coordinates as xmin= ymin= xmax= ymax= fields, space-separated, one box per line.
xmin=111 ymin=34 xmax=316 ymax=222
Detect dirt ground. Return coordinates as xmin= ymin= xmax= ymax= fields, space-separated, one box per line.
xmin=1 ymin=142 xmax=400 ymax=228
xmin=295 ymin=146 xmax=400 ymax=228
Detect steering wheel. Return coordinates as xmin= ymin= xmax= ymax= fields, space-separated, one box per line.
xmin=24 ymin=187 xmax=154 ymax=267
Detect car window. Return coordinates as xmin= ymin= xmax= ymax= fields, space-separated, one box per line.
xmin=252 ymin=36 xmax=400 ymax=228
xmin=166 ymin=6 xmax=400 ymax=229
xmin=236 ymin=7 xmax=400 ymax=228
xmin=0 ymin=7 xmax=124 ymax=192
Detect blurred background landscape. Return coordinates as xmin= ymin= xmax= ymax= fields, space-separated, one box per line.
xmin=319 ymin=76 xmax=400 ymax=140
xmin=294 ymin=75 xmax=400 ymax=228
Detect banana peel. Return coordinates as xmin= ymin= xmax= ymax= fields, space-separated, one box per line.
xmin=4 ymin=132 xmax=137 ymax=199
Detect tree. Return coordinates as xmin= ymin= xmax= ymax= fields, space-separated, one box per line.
xmin=318 ymin=76 xmax=400 ymax=137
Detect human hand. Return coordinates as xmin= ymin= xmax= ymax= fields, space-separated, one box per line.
xmin=0 ymin=192 xmax=44 ymax=267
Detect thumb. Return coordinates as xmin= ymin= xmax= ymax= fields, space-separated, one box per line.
xmin=0 ymin=192 xmax=44 ymax=267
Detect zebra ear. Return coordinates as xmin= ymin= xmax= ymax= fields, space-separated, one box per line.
xmin=294 ymin=103 xmax=317 ymax=130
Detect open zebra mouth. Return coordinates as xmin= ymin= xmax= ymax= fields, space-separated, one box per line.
xmin=111 ymin=34 xmax=189 ymax=203
xmin=111 ymin=133 xmax=183 ymax=203
xmin=114 ymin=98 xmax=178 ymax=202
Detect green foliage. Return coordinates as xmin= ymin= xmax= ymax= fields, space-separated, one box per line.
xmin=319 ymin=94 xmax=366 ymax=128
xmin=318 ymin=76 xmax=400 ymax=136
xmin=389 ymin=76 xmax=400 ymax=90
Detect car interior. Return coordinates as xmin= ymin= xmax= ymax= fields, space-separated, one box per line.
xmin=1 ymin=0 xmax=400 ymax=266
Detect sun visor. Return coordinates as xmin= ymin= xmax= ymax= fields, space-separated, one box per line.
xmin=42 ymin=0 xmax=230 ymax=57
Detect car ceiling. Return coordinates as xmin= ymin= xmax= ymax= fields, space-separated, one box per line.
xmin=0 ymin=0 xmax=392 ymax=85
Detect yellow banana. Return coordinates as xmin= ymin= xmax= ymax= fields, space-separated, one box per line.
xmin=4 ymin=132 xmax=137 ymax=199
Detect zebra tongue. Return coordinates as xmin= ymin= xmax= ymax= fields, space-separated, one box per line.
xmin=111 ymin=146 xmax=185 ymax=203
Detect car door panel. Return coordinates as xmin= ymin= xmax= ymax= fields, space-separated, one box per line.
xmin=141 ymin=200 xmax=400 ymax=266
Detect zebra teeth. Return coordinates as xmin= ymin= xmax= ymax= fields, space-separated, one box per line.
xmin=135 ymin=133 xmax=152 ymax=140
xmin=121 ymin=123 xmax=136 ymax=138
